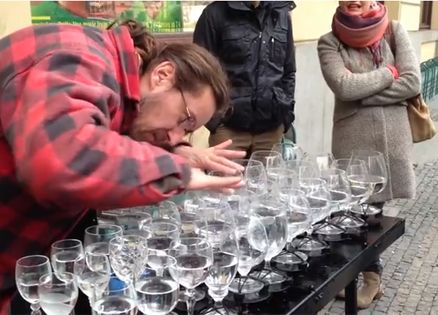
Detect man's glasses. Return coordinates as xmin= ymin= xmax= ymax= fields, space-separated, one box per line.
xmin=178 ymin=88 xmax=197 ymax=133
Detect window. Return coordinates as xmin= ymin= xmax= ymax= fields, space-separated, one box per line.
xmin=420 ymin=1 xmax=433 ymax=29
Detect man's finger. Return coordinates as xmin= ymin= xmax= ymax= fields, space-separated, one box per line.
xmin=210 ymin=155 xmax=245 ymax=173
xmin=212 ymin=139 xmax=233 ymax=149
xmin=214 ymin=149 xmax=246 ymax=159
xmin=206 ymin=159 xmax=239 ymax=175
xmin=203 ymin=175 xmax=243 ymax=189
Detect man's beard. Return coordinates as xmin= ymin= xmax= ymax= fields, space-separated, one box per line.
xmin=130 ymin=95 xmax=174 ymax=151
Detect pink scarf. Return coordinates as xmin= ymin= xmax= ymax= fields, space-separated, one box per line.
xmin=332 ymin=3 xmax=389 ymax=48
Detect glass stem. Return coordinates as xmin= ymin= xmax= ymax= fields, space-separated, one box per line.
xmin=264 ymin=259 xmax=271 ymax=271
xmin=156 ymin=267 xmax=164 ymax=277
xmin=214 ymin=300 xmax=224 ymax=310
xmin=30 ymin=303 xmax=41 ymax=315
xmin=186 ymin=288 xmax=196 ymax=315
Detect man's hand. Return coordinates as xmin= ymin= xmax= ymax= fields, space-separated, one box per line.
xmin=187 ymin=168 xmax=243 ymax=193
xmin=174 ymin=140 xmax=246 ymax=174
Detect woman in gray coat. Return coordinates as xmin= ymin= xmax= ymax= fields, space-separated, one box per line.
xmin=317 ymin=0 xmax=420 ymax=309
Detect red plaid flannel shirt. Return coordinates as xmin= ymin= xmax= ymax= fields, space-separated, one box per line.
xmin=0 ymin=24 xmax=190 ymax=310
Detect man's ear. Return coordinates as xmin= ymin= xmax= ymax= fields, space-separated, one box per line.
xmin=149 ymin=61 xmax=175 ymax=89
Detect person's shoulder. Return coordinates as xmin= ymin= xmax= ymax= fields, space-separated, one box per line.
xmin=200 ymin=1 xmax=229 ymax=22
xmin=204 ymin=1 xmax=227 ymax=12
xmin=390 ymin=20 xmax=405 ymax=33
xmin=318 ymin=31 xmax=339 ymax=46
xmin=390 ymin=20 xmax=401 ymax=28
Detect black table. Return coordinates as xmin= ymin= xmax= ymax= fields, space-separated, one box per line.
xmin=176 ymin=215 xmax=404 ymax=315
xmin=10 ymin=215 xmax=404 ymax=315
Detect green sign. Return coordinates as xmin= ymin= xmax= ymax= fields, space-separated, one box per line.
xmin=31 ymin=1 xmax=183 ymax=32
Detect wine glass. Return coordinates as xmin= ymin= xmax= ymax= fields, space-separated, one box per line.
xmin=180 ymin=199 xmax=208 ymax=237
xmin=145 ymin=201 xmax=181 ymax=225
xmin=299 ymin=178 xmax=331 ymax=224
xmin=199 ymin=201 xmax=237 ymax=313
xmin=250 ymin=150 xmax=283 ymax=169
xmin=97 ymin=207 xmax=152 ymax=235
xmin=350 ymin=150 xmax=388 ymax=215
xmin=279 ymin=188 xmax=312 ymax=242
xmin=320 ymin=168 xmax=351 ymax=215
xmin=198 ymin=201 xmax=236 ymax=242
xmin=204 ymin=224 xmax=239 ymax=315
xmin=143 ymin=222 xmax=180 ymax=276
xmin=143 ymin=222 xmax=180 ymax=240
xmin=229 ymin=215 xmax=268 ymax=294
xmin=308 ymin=152 xmax=335 ymax=171
xmin=74 ymin=251 xmax=111 ymax=299
xmin=38 ymin=272 xmax=78 ymax=315
xmin=311 ymin=168 xmax=351 ymax=237
xmin=91 ymin=275 xmax=138 ymax=315
xmin=332 ymin=158 xmax=372 ymax=228
xmin=109 ymin=235 xmax=148 ymax=284
xmin=271 ymin=141 xmax=305 ymax=161
xmin=237 ymin=159 xmax=268 ymax=195
xmin=50 ymin=239 xmax=84 ymax=275
xmin=15 ymin=255 xmax=52 ymax=315
xmin=97 ymin=206 xmax=147 ymax=225
xmin=250 ymin=150 xmax=284 ymax=185
xmin=334 ymin=158 xmax=372 ymax=208
xmin=84 ymin=224 xmax=123 ymax=256
xmin=250 ymin=198 xmax=288 ymax=284
xmin=282 ymin=160 xmax=315 ymax=181
xmin=168 ymin=237 xmax=213 ymax=315
xmin=178 ymin=200 xmax=209 ymax=303
xmin=135 ymin=263 xmax=179 ymax=315
xmin=207 ymin=170 xmax=244 ymax=208
xmin=291 ymin=179 xmax=331 ymax=253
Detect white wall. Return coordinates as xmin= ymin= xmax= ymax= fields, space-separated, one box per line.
xmin=293 ymin=41 xmax=333 ymax=156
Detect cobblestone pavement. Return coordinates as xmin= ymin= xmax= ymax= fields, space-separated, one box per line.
xmin=320 ymin=161 xmax=438 ymax=315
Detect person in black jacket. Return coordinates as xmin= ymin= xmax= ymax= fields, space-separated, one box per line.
xmin=194 ymin=1 xmax=296 ymax=157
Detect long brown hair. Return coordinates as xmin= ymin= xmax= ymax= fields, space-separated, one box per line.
xmin=107 ymin=19 xmax=158 ymax=75
xmin=109 ymin=19 xmax=229 ymax=114
xmin=147 ymin=43 xmax=230 ymax=114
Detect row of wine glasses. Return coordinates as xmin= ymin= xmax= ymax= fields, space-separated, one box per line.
xmin=15 ymin=144 xmax=389 ymax=315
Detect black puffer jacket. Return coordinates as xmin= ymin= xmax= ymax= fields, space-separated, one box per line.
xmin=194 ymin=1 xmax=296 ymax=134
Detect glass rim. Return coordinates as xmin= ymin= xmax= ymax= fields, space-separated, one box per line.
xmin=85 ymin=224 xmax=123 ymax=235
xmin=109 ymin=234 xmax=148 ymax=244
xmin=250 ymin=150 xmax=282 ymax=155
xmin=300 ymin=177 xmax=327 ymax=184
xmin=169 ymin=236 xmax=210 ymax=248
xmin=51 ymin=238 xmax=83 ymax=249
xmin=16 ymin=254 xmax=49 ymax=267
xmin=39 ymin=271 xmax=75 ymax=285
xmin=320 ymin=168 xmax=347 ymax=175
xmin=232 ymin=158 xmax=264 ymax=167
xmin=146 ymin=221 xmax=179 ymax=231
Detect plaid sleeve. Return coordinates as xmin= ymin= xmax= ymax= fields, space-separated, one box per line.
xmin=0 ymin=49 xmax=191 ymax=210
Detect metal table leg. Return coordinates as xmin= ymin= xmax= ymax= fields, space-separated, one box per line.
xmin=345 ymin=277 xmax=358 ymax=315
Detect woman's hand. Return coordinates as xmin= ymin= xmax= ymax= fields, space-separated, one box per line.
xmin=187 ymin=168 xmax=243 ymax=193
xmin=386 ymin=64 xmax=399 ymax=79
xmin=174 ymin=139 xmax=246 ymax=174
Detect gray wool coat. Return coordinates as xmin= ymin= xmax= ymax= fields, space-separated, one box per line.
xmin=317 ymin=21 xmax=421 ymax=202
